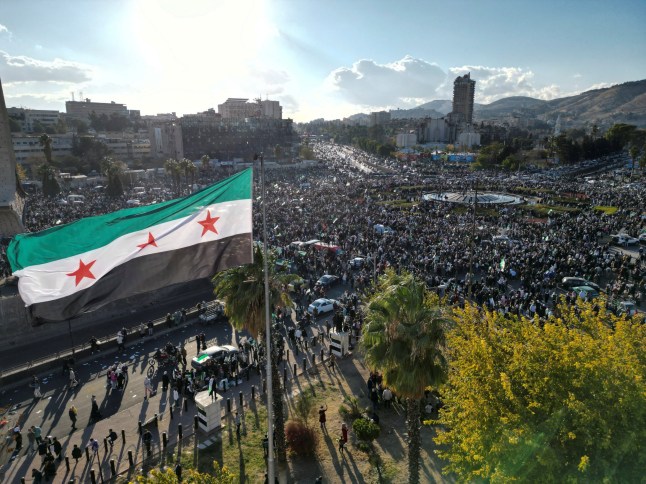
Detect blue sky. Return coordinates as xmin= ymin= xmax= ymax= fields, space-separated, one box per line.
xmin=1 ymin=0 xmax=644 ymax=122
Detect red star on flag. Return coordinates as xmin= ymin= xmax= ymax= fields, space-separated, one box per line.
xmin=66 ymin=259 xmax=96 ymax=286
xmin=137 ymin=232 xmax=158 ymax=250
xmin=197 ymin=210 xmax=220 ymax=237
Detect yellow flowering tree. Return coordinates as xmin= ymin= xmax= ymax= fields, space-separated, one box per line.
xmin=435 ymin=302 xmax=646 ymax=482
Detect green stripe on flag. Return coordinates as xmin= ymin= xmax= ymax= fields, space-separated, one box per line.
xmin=8 ymin=168 xmax=252 ymax=271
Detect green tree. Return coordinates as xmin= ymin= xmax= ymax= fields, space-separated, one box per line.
xmin=362 ymin=269 xmax=448 ymax=484
xmin=200 ymin=154 xmax=210 ymax=171
xmin=436 ymin=302 xmax=646 ymax=482
xmin=164 ymin=158 xmax=181 ymax=195
xmin=37 ymin=163 xmax=60 ymax=197
xmin=8 ymin=117 xmax=21 ymax=132
xmin=298 ymin=144 xmax=314 ymax=160
xmin=101 ymin=157 xmax=126 ymax=197
xmin=179 ymin=158 xmax=196 ymax=191
xmin=39 ymin=134 xmax=53 ymax=163
xmin=211 ymin=244 xmax=298 ymax=463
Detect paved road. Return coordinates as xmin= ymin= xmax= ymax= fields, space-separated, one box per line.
xmin=0 ymin=282 xmax=346 ymax=480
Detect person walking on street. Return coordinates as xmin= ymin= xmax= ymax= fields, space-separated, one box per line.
xmin=32 ymin=425 xmax=42 ymax=444
xmin=319 ymin=404 xmax=328 ymax=432
xmin=68 ymin=405 xmax=78 ymax=430
xmin=180 ymin=343 xmax=188 ymax=366
xmin=52 ymin=437 xmax=62 ymax=461
xmin=69 ymin=368 xmax=78 ymax=388
xmin=71 ymin=444 xmax=83 ymax=463
xmin=144 ymin=375 xmax=153 ymax=400
xmin=90 ymin=395 xmax=102 ymax=422
xmin=88 ymin=438 xmax=99 ymax=458
xmin=117 ymin=331 xmax=125 ymax=352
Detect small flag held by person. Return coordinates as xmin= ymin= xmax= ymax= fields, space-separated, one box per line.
xmin=8 ymin=169 xmax=253 ymax=321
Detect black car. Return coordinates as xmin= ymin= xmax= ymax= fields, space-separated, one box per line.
xmin=315 ymin=275 xmax=339 ymax=288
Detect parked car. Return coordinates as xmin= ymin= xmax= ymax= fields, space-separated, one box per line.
xmin=611 ymin=300 xmax=638 ymax=317
xmin=610 ymin=234 xmax=639 ymax=245
xmin=191 ymin=345 xmax=237 ymax=370
xmin=307 ymin=298 xmax=338 ymax=315
xmin=573 ymin=286 xmax=600 ymax=300
xmin=349 ymin=257 xmax=365 ymax=269
xmin=562 ymin=277 xmax=600 ymax=291
xmin=315 ymin=275 xmax=339 ymax=288
xmin=639 ymin=233 xmax=646 ymax=245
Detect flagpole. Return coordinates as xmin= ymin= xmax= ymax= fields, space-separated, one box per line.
xmin=259 ymin=152 xmax=276 ymax=483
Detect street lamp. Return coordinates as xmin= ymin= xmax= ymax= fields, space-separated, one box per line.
xmin=256 ymin=152 xmax=276 ymax=484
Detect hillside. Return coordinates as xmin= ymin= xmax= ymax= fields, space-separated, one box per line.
xmin=364 ymin=79 xmax=646 ymax=127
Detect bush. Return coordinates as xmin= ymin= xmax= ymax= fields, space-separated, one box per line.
xmin=352 ymin=418 xmax=380 ymax=443
xmin=285 ymin=420 xmax=318 ymax=456
xmin=338 ymin=396 xmax=367 ymax=420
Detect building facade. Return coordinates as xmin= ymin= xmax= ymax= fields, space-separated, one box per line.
xmin=7 ymin=108 xmax=60 ymax=132
xmin=368 ymin=111 xmax=391 ymax=127
xmin=11 ymin=133 xmax=75 ymax=164
xmin=451 ymin=73 xmax=476 ymax=124
xmin=148 ymin=121 xmax=184 ymax=160
xmin=180 ymin=116 xmax=295 ymax=161
xmin=65 ymin=99 xmax=130 ymax=122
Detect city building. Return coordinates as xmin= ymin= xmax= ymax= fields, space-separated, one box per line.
xmin=11 ymin=133 xmax=75 ymax=164
xmin=65 ymin=99 xmax=131 ymax=122
xmin=217 ymin=98 xmax=283 ymax=120
xmin=416 ymin=117 xmax=456 ymax=144
xmin=148 ymin=121 xmax=184 ymax=160
xmin=368 ymin=111 xmax=391 ymax=127
xmin=451 ymin=73 xmax=476 ymax=124
xmin=95 ymin=135 xmax=151 ymax=161
xmin=6 ymin=108 xmax=60 ymax=132
xmin=396 ymin=132 xmax=417 ymax=148
xmin=180 ymin=115 xmax=295 ymax=161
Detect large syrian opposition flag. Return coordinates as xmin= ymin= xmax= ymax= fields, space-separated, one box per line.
xmin=8 ymin=168 xmax=253 ymax=321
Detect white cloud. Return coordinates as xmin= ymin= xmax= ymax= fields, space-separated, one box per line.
xmin=0 ymin=24 xmax=9 ymax=35
xmin=327 ymin=55 xmax=446 ymax=108
xmin=324 ymin=56 xmax=574 ymax=115
xmin=449 ymin=65 xmax=563 ymax=103
xmin=0 ymin=50 xmax=92 ymax=84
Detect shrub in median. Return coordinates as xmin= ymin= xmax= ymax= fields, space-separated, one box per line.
xmin=285 ymin=420 xmax=318 ymax=456
xmin=352 ymin=418 xmax=380 ymax=443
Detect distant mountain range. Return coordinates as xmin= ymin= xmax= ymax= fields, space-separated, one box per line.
xmin=350 ymin=80 xmax=646 ymax=127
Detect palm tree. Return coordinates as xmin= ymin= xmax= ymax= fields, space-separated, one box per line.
xmin=179 ymin=158 xmax=196 ymax=192
xmin=362 ymin=269 xmax=448 ymax=484
xmin=629 ymin=144 xmax=639 ymax=179
xmin=37 ymin=163 xmax=60 ymax=197
xmin=39 ymin=134 xmax=53 ymax=164
xmin=200 ymin=154 xmax=210 ymax=172
xmin=163 ymin=158 xmax=181 ymax=195
xmin=101 ymin=157 xmax=126 ymax=197
xmin=212 ymin=244 xmax=297 ymax=463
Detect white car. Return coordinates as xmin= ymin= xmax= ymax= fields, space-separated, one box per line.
xmin=611 ymin=234 xmax=638 ymax=245
xmin=307 ymin=298 xmax=338 ymax=315
xmin=639 ymin=233 xmax=646 ymax=245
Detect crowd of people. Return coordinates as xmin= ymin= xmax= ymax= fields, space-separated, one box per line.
xmin=2 ymin=142 xmax=643 ymax=323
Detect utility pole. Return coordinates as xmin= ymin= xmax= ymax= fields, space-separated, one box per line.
xmin=259 ymin=152 xmax=275 ymax=484
xmin=467 ymin=184 xmax=477 ymax=300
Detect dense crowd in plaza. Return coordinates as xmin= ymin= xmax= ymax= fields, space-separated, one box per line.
xmin=4 ymin=143 xmax=645 ymax=322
